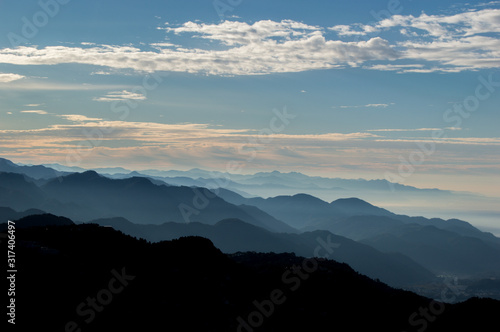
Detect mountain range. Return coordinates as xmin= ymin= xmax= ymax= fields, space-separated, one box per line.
xmin=1 ymin=157 xmax=500 ymax=294
xmin=2 ymin=214 xmax=499 ymax=332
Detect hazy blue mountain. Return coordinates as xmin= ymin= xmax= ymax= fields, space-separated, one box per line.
xmin=0 ymin=172 xmax=48 ymax=211
xmin=36 ymin=171 xmax=294 ymax=232
xmin=361 ymin=224 xmax=500 ymax=276
xmin=0 ymin=157 xmax=69 ymax=179
xmin=90 ymin=216 xmax=435 ymax=287
xmin=215 ymin=188 xmax=500 ymax=245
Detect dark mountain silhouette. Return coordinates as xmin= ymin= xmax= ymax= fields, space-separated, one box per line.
xmin=0 ymin=206 xmax=45 ymax=222
xmin=6 ymin=214 xmax=500 ymax=331
xmin=90 ymin=216 xmax=435 ymax=287
xmin=0 ymin=213 xmax=74 ymax=231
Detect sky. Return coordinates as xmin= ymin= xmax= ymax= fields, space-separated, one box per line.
xmin=0 ymin=0 xmax=499 ymax=198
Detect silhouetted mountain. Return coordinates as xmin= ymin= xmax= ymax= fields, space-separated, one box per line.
xmin=90 ymin=216 xmax=435 ymax=287
xmin=361 ymin=224 xmax=500 ymax=276
xmin=39 ymin=171 xmax=295 ymax=232
xmin=0 ymin=172 xmax=48 ymax=210
xmin=9 ymin=216 xmax=500 ymax=331
xmin=329 ymin=197 xmax=393 ymax=216
xmin=0 ymin=207 xmax=46 ymax=223
xmin=0 ymin=213 xmax=73 ymax=231
xmin=0 ymin=157 xmax=69 ymax=179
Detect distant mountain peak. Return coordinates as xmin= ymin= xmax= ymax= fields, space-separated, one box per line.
xmin=332 ymin=197 xmax=372 ymax=206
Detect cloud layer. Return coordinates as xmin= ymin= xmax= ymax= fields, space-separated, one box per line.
xmin=0 ymin=8 xmax=498 ymax=76
xmin=1 ymin=114 xmax=498 ymax=175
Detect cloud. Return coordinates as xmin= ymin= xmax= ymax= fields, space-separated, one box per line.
xmin=24 ymin=104 xmax=42 ymax=107
xmin=1 ymin=113 xmax=498 ymax=177
xmin=90 ymin=71 xmax=111 ymax=75
xmin=20 ymin=110 xmax=48 ymax=115
xmin=331 ymin=8 xmax=500 ymax=73
xmin=0 ymin=8 xmax=498 ymax=76
xmin=0 ymin=20 xmax=397 ymax=76
xmin=0 ymin=73 xmax=25 ymax=83
xmin=93 ymin=90 xmax=147 ymax=102
xmin=59 ymin=114 xmax=104 ymax=122
xmin=333 ymin=103 xmax=393 ymax=109
xmin=368 ymin=127 xmax=463 ymax=132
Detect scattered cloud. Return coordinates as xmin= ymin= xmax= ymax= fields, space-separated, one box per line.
xmin=0 ymin=7 xmax=497 ymax=75
xmin=24 ymin=104 xmax=42 ymax=107
xmin=93 ymin=90 xmax=147 ymax=102
xmin=330 ymin=8 xmax=500 ymax=73
xmin=368 ymin=127 xmax=463 ymax=132
xmin=20 ymin=110 xmax=48 ymax=115
xmin=0 ymin=73 xmax=25 ymax=83
xmin=90 ymin=71 xmax=111 ymax=75
xmin=333 ymin=103 xmax=393 ymax=109
xmin=59 ymin=114 xmax=104 ymax=122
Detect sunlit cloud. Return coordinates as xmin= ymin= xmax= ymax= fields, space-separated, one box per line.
xmin=20 ymin=110 xmax=48 ymax=115
xmin=93 ymin=90 xmax=147 ymax=102
xmin=0 ymin=7 xmax=496 ymax=75
xmin=0 ymin=73 xmax=25 ymax=82
xmin=332 ymin=103 xmax=393 ymax=109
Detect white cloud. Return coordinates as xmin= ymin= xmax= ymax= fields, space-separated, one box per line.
xmin=333 ymin=103 xmax=393 ymax=109
xmin=0 ymin=73 xmax=25 ymax=83
xmin=331 ymin=8 xmax=500 ymax=72
xmin=0 ymin=20 xmax=397 ymax=76
xmin=20 ymin=110 xmax=48 ymax=115
xmin=368 ymin=127 xmax=462 ymax=132
xmin=93 ymin=90 xmax=147 ymax=102
xmin=90 ymin=71 xmax=111 ymax=75
xmin=0 ymin=8 xmax=498 ymax=76
xmin=59 ymin=114 xmax=103 ymax=122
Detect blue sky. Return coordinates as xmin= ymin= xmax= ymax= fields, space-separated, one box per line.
xmin=0 ymin=0 xmax=499 ymax=197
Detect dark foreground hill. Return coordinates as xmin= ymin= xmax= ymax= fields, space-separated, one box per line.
xmin=2 ymin=215 xmax=499 ymax=332
xmin=90 ymin=216 xmax=436 ymax=287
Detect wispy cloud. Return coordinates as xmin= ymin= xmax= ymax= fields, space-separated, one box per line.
xmin=332 ymin=103 xmax=393 ymax=109
xmin=93 ymin=90 xmax=147 ymax=102
xmin=0 ymin=73 xmax=25 ymax=83
xmin=368 ymin=127 xmax=462 ymax=132
xmin=0 ymin=7 xmax=497 ymax=75
xmin=20 ymin=110 xmax=48 ymax=115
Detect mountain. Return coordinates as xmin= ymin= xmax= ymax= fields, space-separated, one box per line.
xmin=90 ymin=216 xmax=435 ymax=287
xmin=0 ymin=157 xmax=69 ymax=179
xmin=0 ymin=213 xmax=74 ymax=231
xmin=0 ymin=207 xmax=46 ymax=222
xmin=361 ymin=224 xmax=500 ymax=276
xmin=0 ymin=172 xmax=48 ymax=211
xmin=9 ymin=215 xmax=500 ymax=331
xmin=0 ymin=170 xmax=295 ymax=233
